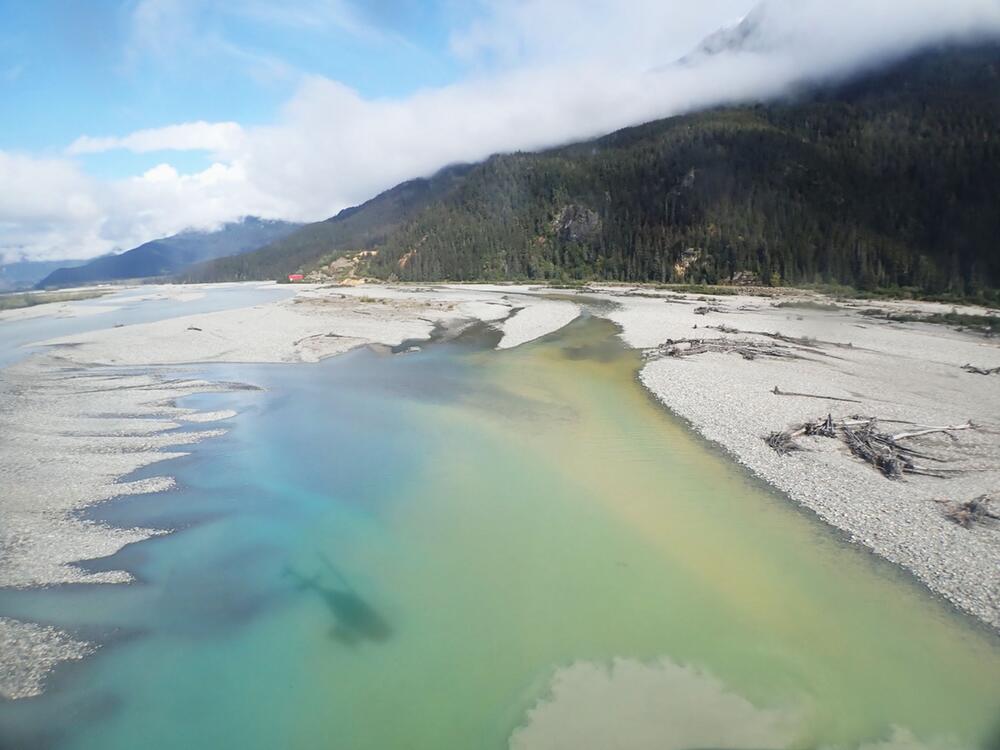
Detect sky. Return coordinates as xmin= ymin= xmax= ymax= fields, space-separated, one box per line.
xmin=2 ymin=0 xmax=1000 ymax=262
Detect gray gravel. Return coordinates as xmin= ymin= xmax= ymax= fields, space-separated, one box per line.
xmin=590 ymin=287 xmax=1000 ymax=630
xmin=0 ymin=617 xmax=96 ymax=700
xmin=0 ymin=283 xmax=576 ymax=701
xmin=0 ymin=354 xmax=246 ymax=700
xmin=2 ymin=283 xmax=997 ymax=703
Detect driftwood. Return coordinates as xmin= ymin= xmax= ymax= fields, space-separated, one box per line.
xmin=962 ymin=363 xmax=1000 ymax=375
xmin=764 ymin=414 xmax=976 ymax=479
xmin=707 ymin=323 xmax=854 ymax=351
xmin=694 ymin=305 xmax=722 ymax=315
xmin=936 ymin=495 xmax=1000 ymax=528
xmin=891 ymin=422 xmax=973 ymax=441
xmin=765 ymin=431 xmax=802 ymax=454
xmin=646 ymin=321 xmax=854 ymax=364
xmin=771 ymin=386 xmax=861 ymax=404
xmin=645 ymin=338 xmax=804 ymax=362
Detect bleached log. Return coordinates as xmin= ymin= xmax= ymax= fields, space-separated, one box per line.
xmin=891 ymin=422 xmax=974 ymax=441
xmin=771 ymin=386 xmax=861 ymax=403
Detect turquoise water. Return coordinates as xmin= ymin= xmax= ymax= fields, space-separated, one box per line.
xmin=0 ymin=317 xmax=998 ymax=749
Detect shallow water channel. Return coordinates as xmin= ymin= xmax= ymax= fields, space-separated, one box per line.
xmin=1 ymin=315 xmax=998 ymax=749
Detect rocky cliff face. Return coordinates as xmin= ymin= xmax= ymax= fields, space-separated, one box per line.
xmin=555 ymin=205 xmax=602 ymax=244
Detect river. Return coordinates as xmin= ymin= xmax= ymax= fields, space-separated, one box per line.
xmin=0 ymin=308 xmax=998 ymax=749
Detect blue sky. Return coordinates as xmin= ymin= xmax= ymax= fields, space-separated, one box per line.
xmin=0 ymin=0 xmax=475 ymax=172
xmin=2 ymin=0 xmax=999 ymax=262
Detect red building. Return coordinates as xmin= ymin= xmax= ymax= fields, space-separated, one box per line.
xmin=288 ymin=274 xmax=304 ymax=282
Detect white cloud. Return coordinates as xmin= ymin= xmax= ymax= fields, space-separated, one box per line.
xmin=449 ymin=0 xmax=751 ymax=69
xmin=0 ymin=152 xmax=104 ymax=263
xmin=67 ymin=121 xmax=245 ymax=156
xmin=7 ymin=0 xmax=1000 ymax=263
xmin=233 ymin=0 xmax=1000 ymax=221
xmin=710 ymin=0 xmax=1000 ymax=72
xmin=0 ymin=153 xmax=96 ymax=223
xmin=0 ymin=153 xmax=284 ymax=263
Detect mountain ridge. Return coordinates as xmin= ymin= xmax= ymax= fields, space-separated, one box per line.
xmin=37 ymin=217 xmax=301 ymax=289
xmin=189 ymin=42 xmax=1000 ymax=297
xmin=677 ymin=3 xmax=770 ymax=65
xmin=182 ymin=167 xmax=473 ymax=283
xmin=0 ymin=259 xmax=89 ymax=292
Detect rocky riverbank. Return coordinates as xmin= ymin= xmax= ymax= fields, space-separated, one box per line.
xmin=589 ymin=284 xmax=1000 ymax=629
xmin=1 ymin=281 xmax=997 ymax=702
xmin=0 ymin=283 xmax=581 ymax=699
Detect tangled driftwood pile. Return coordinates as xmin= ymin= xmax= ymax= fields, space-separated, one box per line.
xmin=645 ymin=337 xmax=805 ymax=361
xmin=936 ymin=495 xmax=999 ymax=528
xmin=644 ymin=322 xmax=856 ymax=364
xmin=693 ymin=305 xmax=722 ymax=315
xmin=963 ymin=363 xmax=1000 ymax=375
xmin=706 ymin=323 xmax=855 ymax=350
xmin=765 ymin=415 xmax=975 ymax=479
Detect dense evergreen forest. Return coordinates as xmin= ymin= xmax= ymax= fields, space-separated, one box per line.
xmin=191 ymin=43 xmax=1000 ymax=296
xmin=183 ymin=168 xmax=471 ymax=283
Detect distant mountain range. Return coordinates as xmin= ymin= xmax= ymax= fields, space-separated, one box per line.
xmin=36 ymin=217 xmax=301 ymax=289
xmin=188 ymin=42 xmax=1000 ymax=299
xmin=0 ymin=259 xmax=89 ymax=292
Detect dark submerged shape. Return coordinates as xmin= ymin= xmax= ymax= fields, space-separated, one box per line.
xmin=284 ymin=556 xmax=392 ymax=645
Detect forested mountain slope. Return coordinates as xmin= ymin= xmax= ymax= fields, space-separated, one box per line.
xmin=196 ymin=44 xmax=1000 ymax=295
xmin=183 ymin=166 xmax=472 ymax=282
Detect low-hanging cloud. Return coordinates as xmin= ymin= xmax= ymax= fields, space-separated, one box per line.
xmin=4 ymin=0 xmax=1000 ymax=262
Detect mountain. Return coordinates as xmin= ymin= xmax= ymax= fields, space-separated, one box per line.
xmin=37 ymin=217 xmax=301 ymax=289
xmin=0 ymin=259 xmax=89 ymax=292
xmin=192 ymin=43 xmax=1000 ymax=298
xmin=677 ymin=4 xmax=771 ymax=65
xmin=182 ymin=167 xmax=472 ymax=283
